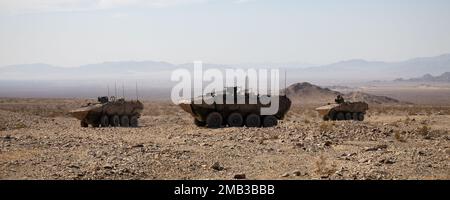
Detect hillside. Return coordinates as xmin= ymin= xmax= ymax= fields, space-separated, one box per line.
xmin=285 ymin=82 xmax=404 ymax=105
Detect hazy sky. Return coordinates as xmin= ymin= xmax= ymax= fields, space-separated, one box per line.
xmin=1 ymin=0 xmax=450 ymax=67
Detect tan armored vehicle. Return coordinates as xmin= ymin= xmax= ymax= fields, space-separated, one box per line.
xmin=179 ymin=87 xmax=291 ymax=128
xmin=315 ymin=95 xmax=369 ymax=121
xmin=69 ymin=96 xmax=144 ymax=127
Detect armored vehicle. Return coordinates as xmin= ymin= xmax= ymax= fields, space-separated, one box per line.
xmin=179 ymin=87 xmax=291 ymax=128
xmin=315 ymin=96 xmax=369 ymax=121
xmin=69 ymin=96 xmax=144 ymax=127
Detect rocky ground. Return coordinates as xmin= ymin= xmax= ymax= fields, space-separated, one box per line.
xmin=0 ymin=98 xmax=449 ymax=180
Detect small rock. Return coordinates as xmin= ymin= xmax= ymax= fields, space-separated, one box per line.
xmin=358 ymin=159 xmax=369 ymax=164
xmin=103 ymin=164 xmax=113 ymax=169
xmin=324 ymin=141 xmax=332 ymax=147
xmin=295 ymin=143 xmax=304 ymax=148
xmin=200 ymin=143 xmax=211 ymax=147
xmin=379 ymin=158 xmax=396 ymax=164
xmin=292 ymin=170 xmax=301 ymax=176
xmin=211 ymin=162 xmax=224 ymax=171
xmin=234 ymin=173 xmax=246 ymax=179
xmin=365 ymin=144 xmax=388 ymax=152
xmin=68 ymin=164 xmax=79 ymax=169
xmin=418 ymin=151 xmax=428 ymax=156
xmin=445 ymin=149 xmax=450 ymax=155
xmin=281 ymin=173 xmax=289 ymax=177
xmin=132 ymin=144 xmax=144 ymax=148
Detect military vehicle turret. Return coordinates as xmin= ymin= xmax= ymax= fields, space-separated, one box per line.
xmin=69 ymin=96 xmax=144 ymax=127
xmin=315 ymin=96 xmax=368 ymax=121
xmin=179 ymin=87 xmax=291 ymax=128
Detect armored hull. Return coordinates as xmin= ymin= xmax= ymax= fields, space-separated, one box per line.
xmin=69 ymin=97 xmax=144 ymax=127
xmin=179 ymin=87 xmax=291 ymax=128
xmin=315 ymin=102 xmax=369 ymax=121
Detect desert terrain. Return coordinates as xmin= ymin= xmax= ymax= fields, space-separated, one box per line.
xmin=0 ymin=85 xmax=449 ymax=180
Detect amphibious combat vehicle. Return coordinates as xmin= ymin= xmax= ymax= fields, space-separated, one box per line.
xmin=69 ymin=96 xmax=144 ymax=127
xmin=179 ymin=87 xmax=291 ymax=128
xmin=315 ymin=96 xmax=369 ymax=121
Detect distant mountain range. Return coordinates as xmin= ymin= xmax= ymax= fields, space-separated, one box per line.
xmin=1 ymin=54 xmax=450 ymax=85
xmin=1 ymin=54 xmax=450 ymax=98
xmin=394 ymin=72 xmax=450 ymax=82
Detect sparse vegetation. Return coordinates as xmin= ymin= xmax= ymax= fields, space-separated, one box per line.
xmin=418 ymin=125 xmax=430 ymax=136
xmin=319 ymin=122 xmax=333 ymax=132
xmin=394 ymin=130 xmax=407 ymax=142
xmin=1 ymin=98 xmax=450 ymax=180
xmin=314 ymin=155 xmax=336 ymax=178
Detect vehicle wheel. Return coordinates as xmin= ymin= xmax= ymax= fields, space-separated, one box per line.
xmin=81 ymin=120 xmax=88 ymax=127
xmin=357 ymin=113 xmax=365 ymax=121
xmin=245 ymin=114 xmax=261 ymax=127
xmin=130 ymin=116 xmax=139 ymax=127
xmin=227 ymin=113 xmax=243 ymax=127
xmin=194 ymin=119 xmax=206 ymax=127
xmin=120 ymin=116 xmax=129 ymax=127
xmin=206 ymin=112 xmax=223 ymax=129
xmin=345 ymin=112 xmax=352 ymax=120
xmin=111 ymin=115 xmax=120 ymax=127
xmin=329 ymin=111 xmax=336 ymax=121
xmin=92 ymin=123 xmax=100 ymax=128
xmin=352 ymin=113 xmax=359 ymax=121
xmin=336 ymin=112 xmax=345 ymax=121
xmin=262 ymin=115 xmax=278 ymax=127
xmin=100 ymin=115 xmax=109 ymax=127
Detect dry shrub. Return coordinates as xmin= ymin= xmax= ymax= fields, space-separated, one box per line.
xmin=418 ymin=126 xmax=430 ymax=137
xmin=390 ymin=121 xmax=399 ymax=127
xmin=319 ymin=122 xmax=333 ymax=132
xmin=14 ymin=122 xmax=27 ymax=129
xmin=268 ymin=133 xmax=279 ymax=140
xmin=394 ymin=131 xmax=407 ymax=142
xmin=314 ymin=155 xmax=336 ymax=177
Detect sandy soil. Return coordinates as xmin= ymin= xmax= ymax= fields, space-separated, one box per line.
xmin=0 ymin=98 xmax=449 ymax=180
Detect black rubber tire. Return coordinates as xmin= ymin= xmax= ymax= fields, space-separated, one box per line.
xmin=111 ymin=115 xmax=120 ymax=127
xmin=120 ymin=116 xmax=129 ymax=127
xmin=262 ymin=115 xmax=278 ymax=127
xmin=100 ymin=115 xmax=109 ymax=127
xmin=81 ymin=120 xmax=88 ymax=127
xmin=336 ymin=112 xmax=345 ymax=121
xmin=329 ymin=111 xmax=337 ymax=121
xmin=194 ymin=119 xmax=206 ymax=127
xmin=227 ymin=113 xmax=244 ymax=127
xmin=206 ymin=112 xmax=223 ymax=129
xmin=357 ymin=113 xmax=365 ymax=121
xmin=245 ymin=114 xmax=261 ymax=127
xmin=352 ymin=113 xmax=359 ymax=121
xmin=345 ymin=113 xmax=353 ymax=120
xmin=130 ymin=116 xmax=139 ymax=127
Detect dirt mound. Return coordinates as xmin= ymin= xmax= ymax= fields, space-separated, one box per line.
xmin=343 ymin=91 xmax=406 ymax=105
xmin=285 ymin=82 xmax=340 ymax=105
xmin=286 ymin=82 xmax=405 ymax=105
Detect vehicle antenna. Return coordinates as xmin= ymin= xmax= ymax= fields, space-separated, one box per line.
xmin=122 ymin=82 xmax=125 ymax=99
xmin=115 ymin=82 xmax=117 ymax=98
xmin=135 ymin=81 xmax=139 ymax=101
xmin=245 ymin=75 xmax=249 ymax=94
xmin=284 ymin=69 xmax=287 ymax=96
